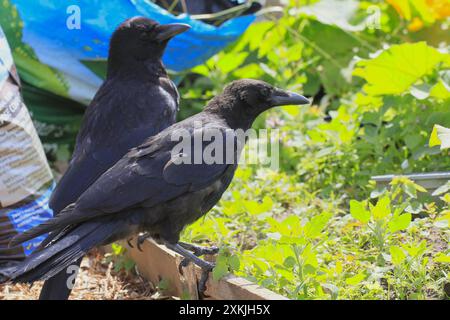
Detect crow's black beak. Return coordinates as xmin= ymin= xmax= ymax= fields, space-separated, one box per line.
xmin=155 ymin=23 xmax=191 ymax=42
xmin=270 ymin=89 xmax=310 ymax=106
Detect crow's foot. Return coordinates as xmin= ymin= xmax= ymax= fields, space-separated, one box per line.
xmin=165 ymin=242 xmax=215 ymax=295
xmin=179 ymin=242 xmax=219 ymax=256
xmin=177 ymin=242 xmax=219 ymax=278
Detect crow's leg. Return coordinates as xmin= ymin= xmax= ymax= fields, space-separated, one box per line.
xmin=136 ymin=232 xmax=151 ymax=251
xmin=178 ymin=242 xmax=219 ymax=256
xmin=165 ymin=243 xmax=215 ymax=294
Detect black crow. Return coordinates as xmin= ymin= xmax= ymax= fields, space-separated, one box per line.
xmin=5 ymin=79 xmax=309 ymax=293
xmin=38 ymin=17 xmax=190 ymax=300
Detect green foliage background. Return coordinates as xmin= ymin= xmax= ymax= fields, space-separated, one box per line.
xmin=176 ymin=0 xmax=450 ymax=299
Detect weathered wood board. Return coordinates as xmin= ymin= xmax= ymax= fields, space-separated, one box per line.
xmin=125 ymin=238 xmax=288 ymax=300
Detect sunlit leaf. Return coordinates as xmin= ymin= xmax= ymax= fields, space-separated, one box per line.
xmin=345 ymin=272 xmax=366 ymax=285
xmin=305 ymin=212 xmax=332 ymax=238
xmin=390 ymin=246 xmax=407 ymax=265
xmin=389 ymin=213 xmax=412 ymax=232
xmin=353 ymin=42 xmax=450 ymax=95
xmin=244 ymin=196 xmax=274 ymax=215
xmin=434 ymin=253 xmax=450 ymax=263
xmin=216 ymin=52 xmax=249 ymax=74
xmin=283 ymin=256 xmax=297 ymax=268
xmin=371 ymin=196 xmax=391 ymax=220
xmin=229 ymin=255 xmax=240 ymax=271
xmin=212 ymin=261 xmax=229 ymax=281
xmin=349 ymin=199 xmax=371 ymax=223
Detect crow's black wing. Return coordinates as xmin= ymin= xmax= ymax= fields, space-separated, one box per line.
xmin=12 ymin=124 xmax=241 ymax=243
xmin=49 ymin=80 xmax=178 ymax=214
xmin=78 ymin=123 xmax=241 ymax=212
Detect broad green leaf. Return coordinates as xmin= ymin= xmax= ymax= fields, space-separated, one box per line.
xmin=191 ymin=64 xmax=210 ymax=77
xmin=244 ymin=196 xmax=273 ymax=215
xmin=229 ymin=255 xmax=240 ymax=271
xmin=213 ymin=255 xmax=229 ymax=281
xmin=258 ymin=25 xmax=286 ymax=58
xmin=216 ymin=52 xmax=249 ymax=74
xmin=232 ymin=21 xmax=275 ymax=53
xmin=353 ymin=42 xmax=450 ymax=95
xmin=389 ymin=213 xmax=412 ymax=232
xmin=390 ymin=246 xmax=406 ymax=265
xmin=349 ymin=200 xmax=371 ymax=223
xmin=429 ymin=125 xmax=450 ymax=149
xmin=434 ymin=253 xmax=450 ymax=263
xmin=345 ymin=272 xmax=366 ymax=285
xmin=233 ymin=63 xmax=264 ymax=79
xmin=283 ymin=256 xmax=297 ymax=268
xmin=302 ymin=20 xmax=361 ymax=95
xmin=371 ymin=196 xmax=391 ymax=220
xmin=212 ymin=263 xmax=228 ymax=281
xmin=304 ymin=212 xmax=332 ymax=238
xmin=402 ymin=240 xmax=427 ymax=257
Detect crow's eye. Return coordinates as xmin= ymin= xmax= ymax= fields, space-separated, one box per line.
xmin=261 ymin=88 xmax=271 ymax=98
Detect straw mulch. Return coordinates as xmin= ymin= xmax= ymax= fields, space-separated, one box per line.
xmin=0 ymin=249 xmax=169 ymax=300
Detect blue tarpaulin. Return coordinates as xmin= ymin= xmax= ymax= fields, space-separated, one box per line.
xmin=1 ymin=0 xmax=255 ymax=104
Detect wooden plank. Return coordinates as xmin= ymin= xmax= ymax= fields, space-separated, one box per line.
xmin=125 ymin=238 xmax=288 ymax=300
xmin=201 ymin=274 xmax=288 ymax=300
xmin=125 ymin=238 xmax=198 ymax=299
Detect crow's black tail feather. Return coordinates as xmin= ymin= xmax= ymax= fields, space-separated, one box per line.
xmin=5 ymin=220 xmax=122 ymax=284
xmin=0 ymin=262 xmax=17 ymax=283
xmin=9 ymin=204 xmax=77 ymax=248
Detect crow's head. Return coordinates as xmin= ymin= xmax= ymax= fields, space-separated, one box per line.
xmin=210 ymin=79 xmax=309 ymax=127
xmin=108 ymin=17 xmax=190 ymax=68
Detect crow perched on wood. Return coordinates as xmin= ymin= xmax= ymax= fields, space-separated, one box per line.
xmin=4 ymin=79 xmax=309 ymax=293
xmin=37 ymin=17 xmax=190 ymax=300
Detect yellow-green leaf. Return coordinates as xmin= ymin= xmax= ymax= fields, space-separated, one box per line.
xmin=353 ymin=42 xmax=450 ymax=96
xmin=371 ymin=196 xmax=391 ymax=220
xmin=345 ymin=272 xmax=366 ymax=285
xmin=349 ymin=199 xmax=371 ymax=223
xmin=389 ymin=213 xmax=412 ymax=232
xmin=390 ymin=246 xmax=406 ymax=265
xmin=244 ymin=196 xmax=274 ymax=215
xmin=434 ymin=253 xmax=450 ymax=263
